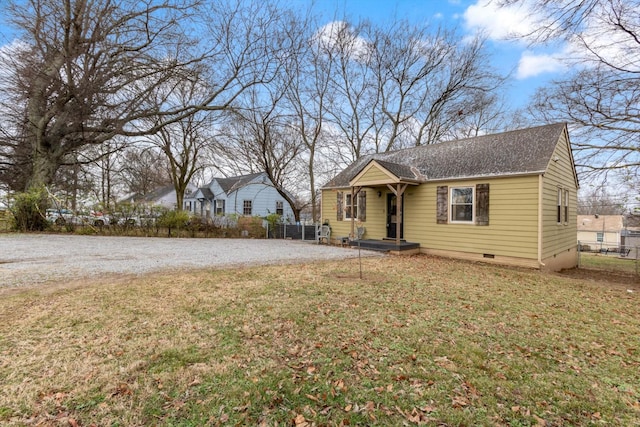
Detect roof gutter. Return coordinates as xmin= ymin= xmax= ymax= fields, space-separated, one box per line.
xmin=322 ymin=170 xmax=547 ymax=190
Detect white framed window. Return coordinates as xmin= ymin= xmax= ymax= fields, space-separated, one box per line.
xmin=243 ymin=200 xmax=252 ymax=215
xmin=557 ymin=188 xmax=569 ymax=224
xmin=344 ymin=193 xmax=358 ymax=220
xmin=450 ymin=187 xmax=474 ymax=223
xmin=276 ymin=201 xmax=284 ymax=215
xmin=215 ymin=199 xmax=225 ymax=215
xmin=597 ymin=232 xmax=603 ymax=242
xmin=557 ymin=188 xmax=562 ymax=224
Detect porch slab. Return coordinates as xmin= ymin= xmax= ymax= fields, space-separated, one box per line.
xmin=349 ymin=239 xmax=420 ymax=253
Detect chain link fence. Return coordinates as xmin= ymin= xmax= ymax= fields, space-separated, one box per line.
xmin=578 ymin=240 xmax=639 ymax=275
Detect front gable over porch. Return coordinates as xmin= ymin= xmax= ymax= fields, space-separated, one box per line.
xmin=349 ymin=159 xmax=424 ymax=187
xmin=347 ymin=160 xmax=423 ymax=245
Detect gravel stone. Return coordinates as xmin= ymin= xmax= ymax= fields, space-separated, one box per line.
xmin=0 ymin=234 xmax=383 ymax=288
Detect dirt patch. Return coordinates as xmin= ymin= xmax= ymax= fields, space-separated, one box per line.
xmin=556 ymin=267 xmax=640 ymax=290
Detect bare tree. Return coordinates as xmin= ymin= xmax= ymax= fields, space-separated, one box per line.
xmin=138 ymin=76 xmax=217 ymax=211
xmin=578 ymin=184 xmax=627 ymax=215
xmin=283 ymin=12 xmax=335 ymax=221
xmin=0 ymin=0 xmax=292 ymax=193
xmin=0 ymin=0 xmax=197 ymax=190
xmin=214 ymin=87 xmax=307 ymax=222
xmin=447 ymin=92 xmax=527 ymax=139
xmin=320 ymin=19 xmax=505 ymax=159
xmin=498 ymin=0 xmax=640 ymax=176
xmin=321 ymin=21 xmax=380 ymax=162
xmin=370 ymin=24 xmax=505 ymax=151
xmin=209 ymin=5 xmax=317 ymax=222
xmin=118 ymin=146 xmax=172 ymax=199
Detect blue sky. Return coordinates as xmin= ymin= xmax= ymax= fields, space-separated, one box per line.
xmin=306 ymin=0 xmax=565 ymax=110
xmin=0 ymin=0 xmax=565 ymax=110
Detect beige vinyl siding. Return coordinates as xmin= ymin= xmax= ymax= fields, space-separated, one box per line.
xmin=541 ymin=131 xmax=578 ymax=259
xmin=360 ymin=188 xmax=386 ymax=237
xmin=405 ymin=176 xmax=540 ymax=259
xmin=321 ymin=188 xmax=383 ymax=240
xmin=356 ymin=166 xmax=392 ymax=185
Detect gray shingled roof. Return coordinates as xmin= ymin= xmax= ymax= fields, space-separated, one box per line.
xmin=145 ymin=185 xmax=175 ymax=201
xmin=199 ymin=187 xmax=214 ymax=199
xmin=324 ymin=123 xmax=567 ymax=188
xmin=217 ymin=172 xmax=265 ymax=193
xmin=373 ymin=160 xmax=418 ymax=181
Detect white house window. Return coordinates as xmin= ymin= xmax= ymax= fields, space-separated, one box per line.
xmin=243 ymin=200 xmax=252 ymax=216
xmin=344 ymin=193 xmax=358 ymax=220
xmin=597 ymin=231 xmax=603 ymax=242
xmin=215 ymin=199 xmax=225 ymax=215
xmin=557 ymin=188 xmax=562 ymax=223
xmin=564 ymin=189 xmax=569 ymax=224
xmin=276 ymin=201 xmax=284 ymax=215
xmin=450 ymin=187 xmax=474 ymax=223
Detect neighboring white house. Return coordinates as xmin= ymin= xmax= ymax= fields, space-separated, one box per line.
xmin=119 ymin=185 xmax=192 ymax=210
xmin=184 ymin=172 xmax=294 ymax=220
xmin=577 ymin=215 xmax=625 ymax=251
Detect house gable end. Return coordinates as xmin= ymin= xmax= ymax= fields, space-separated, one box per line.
xmin=557 ymin=126 xmax=579 ymax=190
xmin=350 ymin=160 xmax=407 ymax=186
xmin=208 ymin=180 xmax=226 ymax=198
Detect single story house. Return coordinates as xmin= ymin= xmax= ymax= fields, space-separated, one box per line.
xmin=321 ymin=123 xmax=579 ymax=271
xmin=119 ymin=185 xmax=190 ymax=210
xmin=577 ymin=215 xmax=625 ymax=251
xmin=184 ymin=172 xmax=294 ymax=220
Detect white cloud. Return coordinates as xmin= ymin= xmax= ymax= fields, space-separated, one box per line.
xmin=463 ymin=1 xmax=572 ymax=80
xmin=312 ymin=21 xmax=370 ymax=61
xmin=463 ymin=1 xmax=538 ymax=41
xmin=516 ymin=50 xmax=566 ymax=79
xmin=465 ymin=0 xmax=640 ymax=74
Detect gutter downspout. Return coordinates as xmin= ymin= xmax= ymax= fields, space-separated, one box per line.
xmin=538 ymin=174 xmax=545 ymax=268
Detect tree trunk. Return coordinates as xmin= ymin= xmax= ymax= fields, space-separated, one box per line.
xmin=174 ymin=181 xmax=187 ymax=211
xmin=308 ymin=146 xmax=317 ymax=222
xmin=27 ymin=149 xmax=58 ymax=191
xmin=275 ymin=188 xmax=300 ymax=223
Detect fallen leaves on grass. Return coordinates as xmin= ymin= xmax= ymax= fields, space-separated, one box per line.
xmin=0 ymin=255 xmax=639 ymax=426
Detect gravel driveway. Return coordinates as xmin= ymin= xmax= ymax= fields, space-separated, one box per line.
xmin=0 ymin=234 xmax=383 ymax=288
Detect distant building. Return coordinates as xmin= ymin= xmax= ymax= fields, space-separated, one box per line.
xmin=119 ymin=185 xmax=191 ymax=210
xmin=184 ymin=172 xmax=294 ymax=220
xmin=577 ymin=214 xmax=625 ymax=251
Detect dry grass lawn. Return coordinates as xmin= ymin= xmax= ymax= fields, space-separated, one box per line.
xmin=1 ymin=255 xmax=639 ymax=426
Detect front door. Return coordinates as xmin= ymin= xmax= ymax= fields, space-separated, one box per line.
xmin=386 ymin=193 xmax=404 ymax=239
